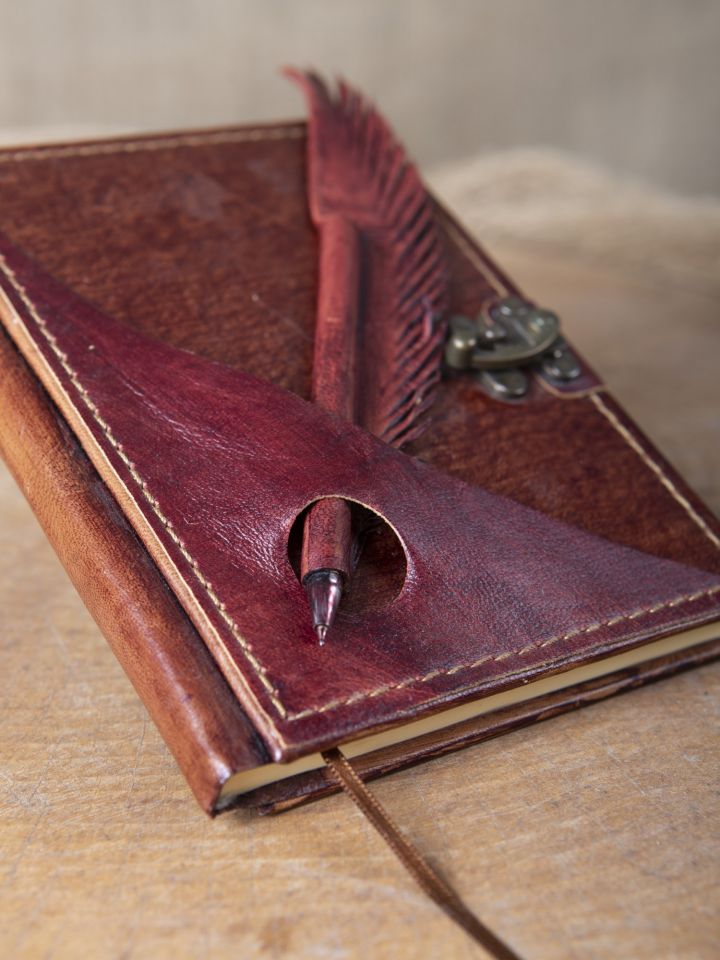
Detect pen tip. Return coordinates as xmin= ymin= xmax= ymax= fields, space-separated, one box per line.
xmin=303 ymin=569 xmax=344 ymax=646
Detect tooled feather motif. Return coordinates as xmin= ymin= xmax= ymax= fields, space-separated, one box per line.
xmin=285 ymin=69 xmax=448 ymax=447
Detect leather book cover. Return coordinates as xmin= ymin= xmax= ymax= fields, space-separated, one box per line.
xmin=0 ymin=122 xmax=718 ymax=814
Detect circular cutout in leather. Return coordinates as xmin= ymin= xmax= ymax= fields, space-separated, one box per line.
xmin=287 ymin=498 xmax=407 ymax=616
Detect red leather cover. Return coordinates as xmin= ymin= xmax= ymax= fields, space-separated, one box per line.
xmin=0 ymin=124 xmax=718 ymax=792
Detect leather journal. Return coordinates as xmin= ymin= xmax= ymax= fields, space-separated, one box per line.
xmin=1 ymin=116 xmax=719 ymax=826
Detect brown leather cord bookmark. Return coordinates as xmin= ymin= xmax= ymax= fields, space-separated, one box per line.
xmin=322 ymin=748 xmax=523 ymax=959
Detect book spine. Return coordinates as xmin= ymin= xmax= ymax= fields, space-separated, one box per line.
xmin=0 ymin=328 xmax=268 ymax=814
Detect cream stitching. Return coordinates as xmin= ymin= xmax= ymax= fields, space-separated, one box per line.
xmin=591 ymin=393 xmax=720 ymax=550
xmin=1 ymin=131 xmax=718 ymax=723
xmin=0 ymin=124 xmax=304 ymax=164
xmin=288 ymin=584 xmax=720 ymax=719
xmin=0 ymin=254 xmax=287 ymax=718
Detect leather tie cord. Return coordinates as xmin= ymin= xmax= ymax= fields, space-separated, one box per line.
xmin=322 ymin=748 xmax=523 ymax=960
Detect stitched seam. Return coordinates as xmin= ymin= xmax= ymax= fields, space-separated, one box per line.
xmin=0 ymin=255 xmax=287 ymax=718
xmin=0 ymin=125 xmax=304 ymax=164
xmin=591 ymin=393 xmax=720 ymax=551
xmin=287 ymin=584 xmax=720 ymax=719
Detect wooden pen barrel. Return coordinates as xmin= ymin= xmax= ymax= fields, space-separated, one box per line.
xmin=300 ymin=214 xmax=359 ymax=585
xmin=300 ymin=497 xmax=353 ymax=581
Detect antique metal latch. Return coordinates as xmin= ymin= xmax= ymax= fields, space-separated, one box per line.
xmin=444 ymin=296 xmax=581 ymax=400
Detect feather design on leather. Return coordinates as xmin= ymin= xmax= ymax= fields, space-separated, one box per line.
xmin=285 ymin=69 xmax=448 ymax=641
xmin=284 ymin=68 xmax=448 ymax=447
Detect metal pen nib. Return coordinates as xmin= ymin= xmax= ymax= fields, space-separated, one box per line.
xmin=303 ymin=569 xmax=344 ymax=644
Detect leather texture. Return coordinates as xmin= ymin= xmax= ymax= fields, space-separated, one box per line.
xmin=0 ymin=124 xmax=719 ymax=804
xmin=0 ymin=326 xmax=269 ymax=814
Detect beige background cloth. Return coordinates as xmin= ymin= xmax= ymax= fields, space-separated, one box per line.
xmin=0 ymin=149 xmax=718 ymax=958
xmin=1 ymin=0 xmax=719 ymax=196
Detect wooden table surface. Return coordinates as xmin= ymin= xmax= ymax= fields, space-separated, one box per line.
xmin=1 ymin=242 xmax=718 ymax=960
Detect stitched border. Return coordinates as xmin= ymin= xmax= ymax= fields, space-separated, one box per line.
xmin=288 ymin=584 xmax=720 ymax=719
xmin=0 ymin=253 xmax=287 ymax=718
xmin=591 ymin=393 xmax=720 ymax=551
xmin=1 ymin=126 xmax=718 ymax=727
xmin=0 ymin=124 xmax=304 ymax=164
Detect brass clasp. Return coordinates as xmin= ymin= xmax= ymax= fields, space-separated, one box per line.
xmin=444 ymin=297 xmax=581 ymax=400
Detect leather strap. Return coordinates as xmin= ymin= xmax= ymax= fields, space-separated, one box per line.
xmin=322 ymin=748 xmax=523 ymax=959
